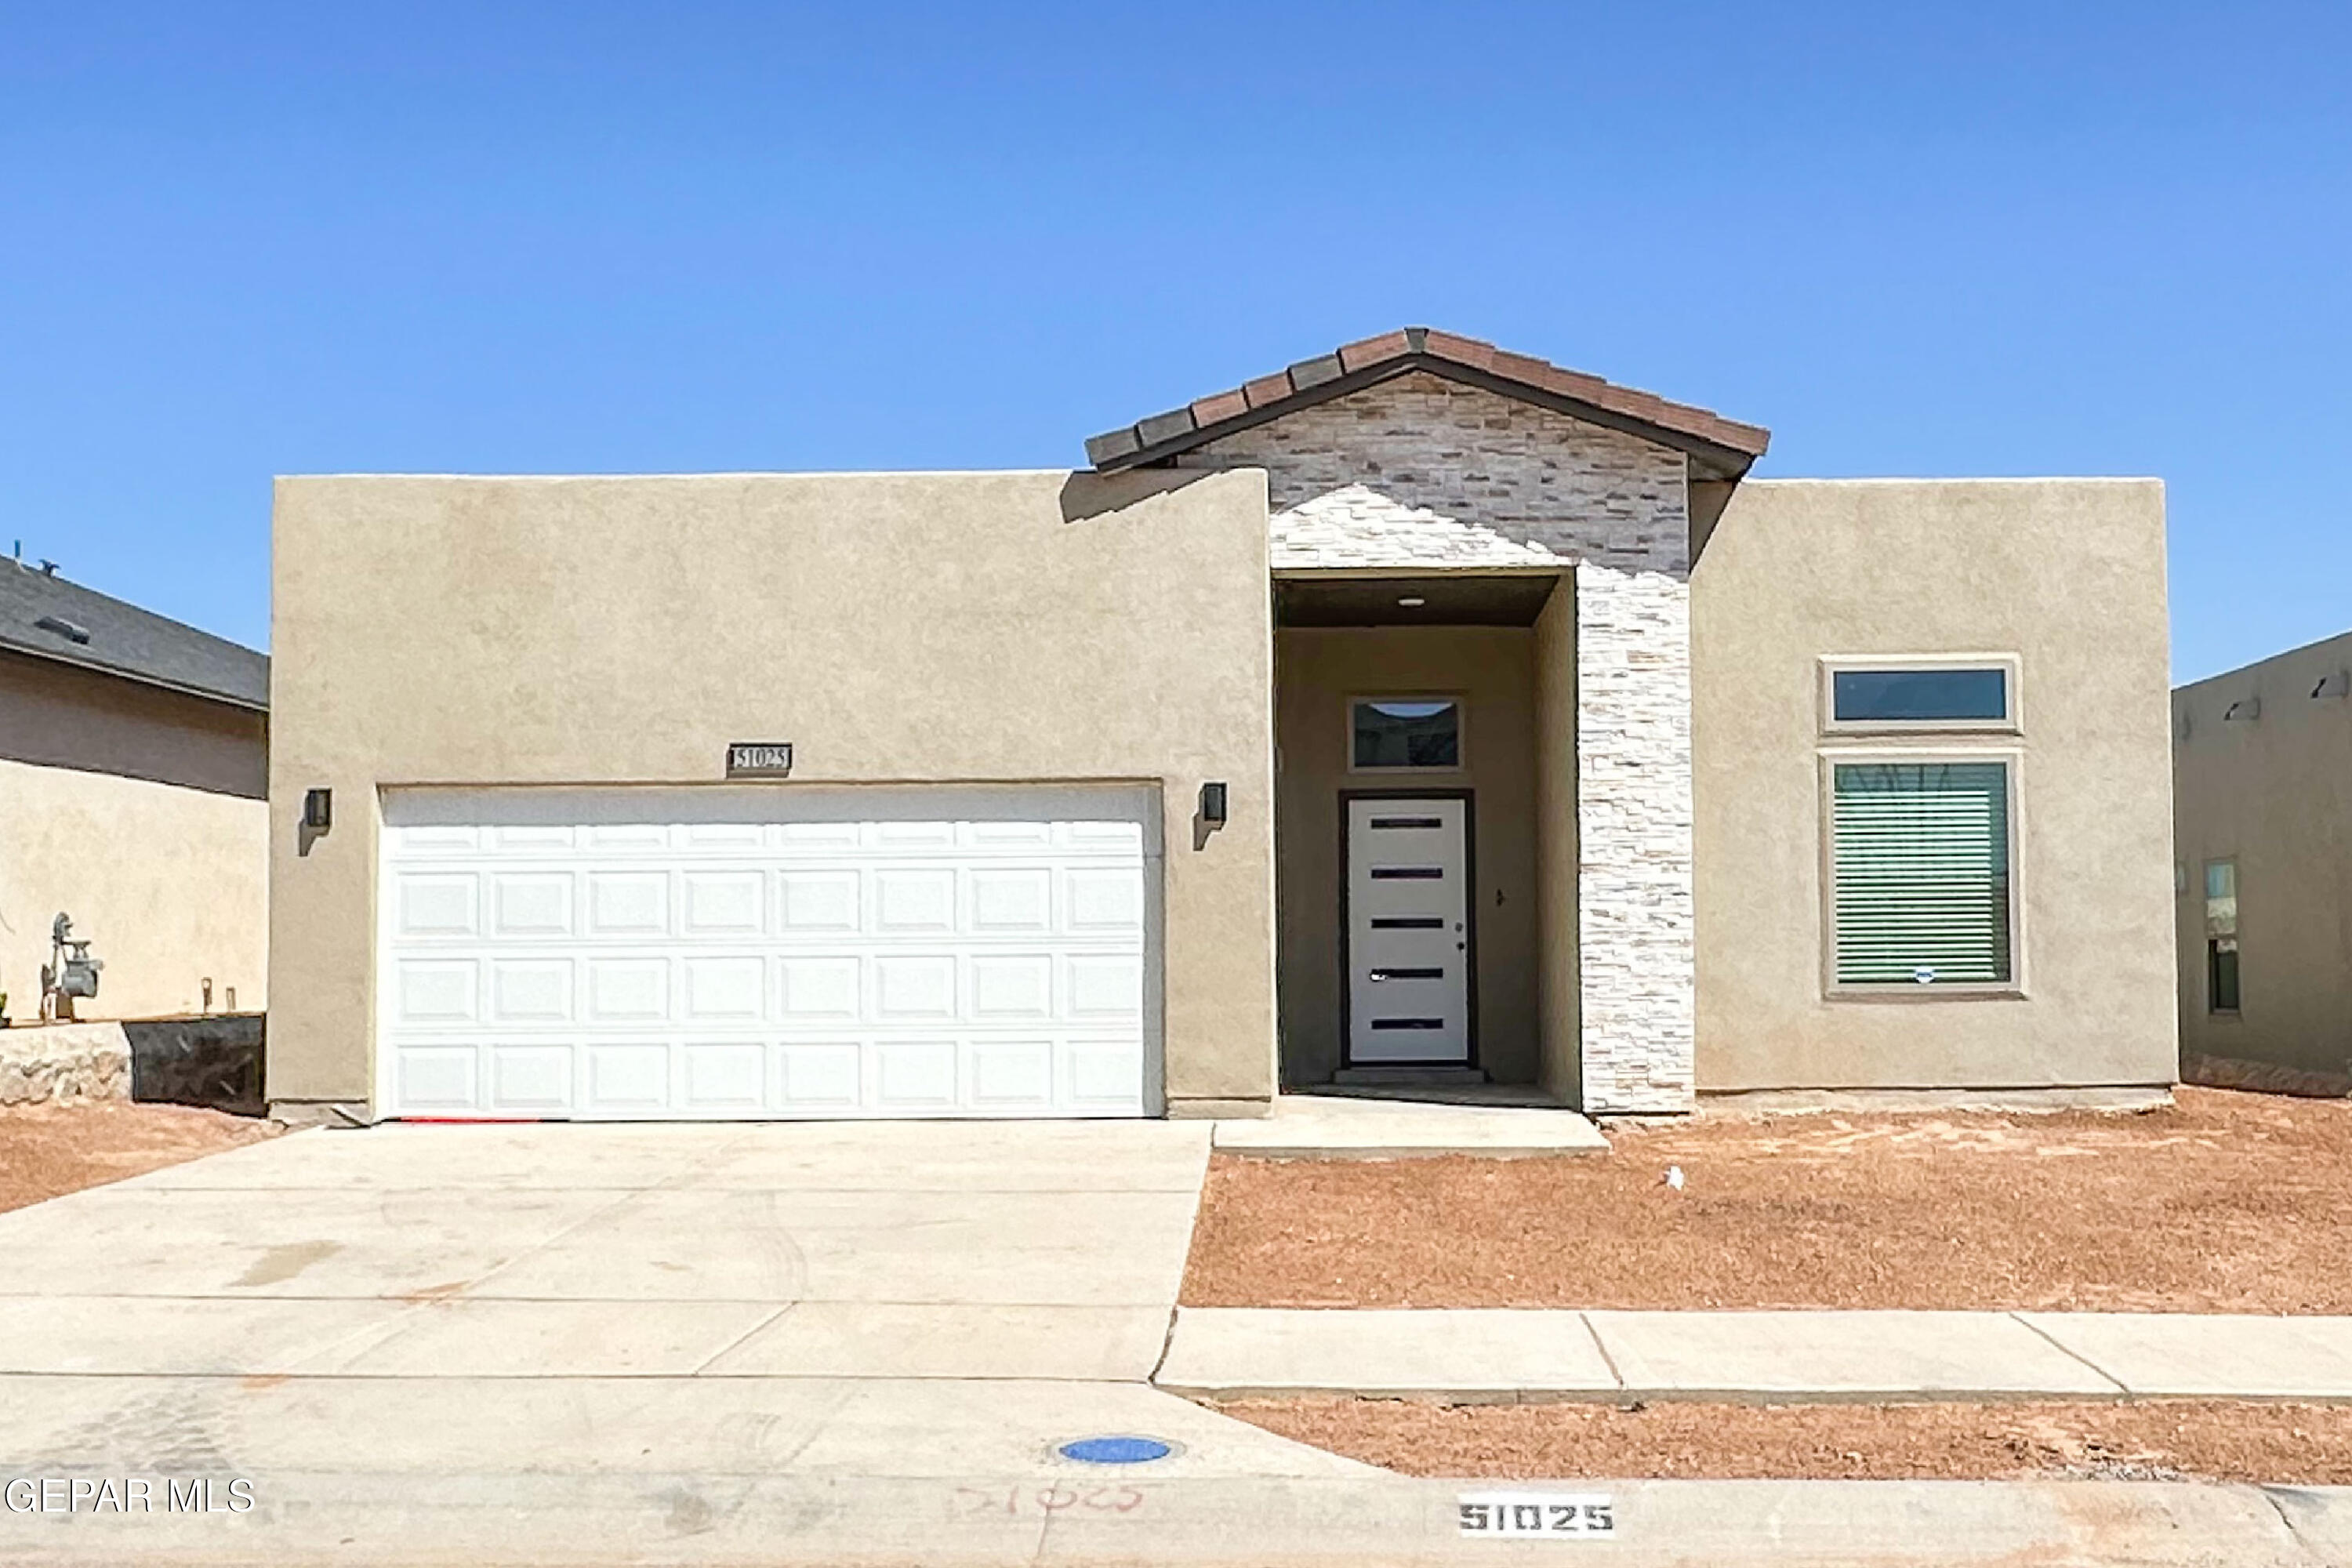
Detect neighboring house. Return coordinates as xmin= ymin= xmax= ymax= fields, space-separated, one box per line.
xmin=266 ymin=328 xmax=2177 ymax=1125
xmin=0 ymin=557 xmax=269 ymax=1021
xmin=2172 ymin=630 xmax=2352 ymax=1091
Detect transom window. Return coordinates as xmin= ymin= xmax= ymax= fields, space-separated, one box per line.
xmin=1824 ymin=659 xmax=2017 ymax=731
xmin=1829 ymin=760 xmax=2015 ymax=989
xmin=1352 ymin=699 xmax=1460 ymax=770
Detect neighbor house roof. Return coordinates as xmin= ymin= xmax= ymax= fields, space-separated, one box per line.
xmin=0 ymin=557 xmax=269 ymax=711
xmin=1085 ymin=327 xmax=1771 ymax=481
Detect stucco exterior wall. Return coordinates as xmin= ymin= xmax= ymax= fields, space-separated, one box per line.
xmin=1272 ymin=626 xmax=1540 ymax=1085
xmin=0 ymin=648 xmax=265 ymax=799
xmin=268 ymin=469 xmax=1276 ymax=1115
xmin=1181 ymin=372 xmax=1696 ymax=1110
xmin=2172 ymin=631 xmax=2352 ymax=1079
xmin=1691 ymin=479 xmax=2176 ymax=1091
xmin=1532 ymin=585 xmax=1581 ymax=1100
xmin=0 ymin=756 xmax=267 ymax=1021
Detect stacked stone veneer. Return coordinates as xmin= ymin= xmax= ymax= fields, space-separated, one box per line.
xmin=1178 ymin=370 xmax=1696 ymax=1112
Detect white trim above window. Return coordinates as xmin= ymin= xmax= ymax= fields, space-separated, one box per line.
xmin=1820 ymin=654 xmax=2022 ymax=735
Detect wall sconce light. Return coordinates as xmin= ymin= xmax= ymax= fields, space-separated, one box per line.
xmin=303 ymin=788 xmax=333 ymax=833
xmin=2223 ymin=697 xmax=2260 ymax=723
xmin=1198 ymin=781 xmax=1229 ymax=827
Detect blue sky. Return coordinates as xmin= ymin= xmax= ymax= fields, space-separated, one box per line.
xmin=2 ymin=2 xmax=2346 ymax=679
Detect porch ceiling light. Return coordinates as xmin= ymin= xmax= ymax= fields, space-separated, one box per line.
xmin=1397 ymin=596 xmax=1427 ymax=608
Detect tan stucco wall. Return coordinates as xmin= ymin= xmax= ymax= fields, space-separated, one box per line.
xmin=0 ymin=648 xmax=265 ymax=799
xmin=0 ymin=756 xmax=267 ymax=1020
xmin=268 ymin=469 xmax=1276 ymax=1112
xmin=2172 ymin=630 xmax=2352 ymax=1078
xmin=1272 ymin=625 xmax=1540 ymax=1084
xmin=1691 ymin=479 xmax=2176 ymax=1090
xmin=1532 ymin=583 xmax=1581 ymax=1101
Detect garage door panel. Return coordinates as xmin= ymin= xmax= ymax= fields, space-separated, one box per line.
xmin=489 ymin=959 xmax=574 ymax=1022
xmin=492 ymin=824 xmax=576 ymax=853
xmin=582 ymin=1043 xmax=670 ymax=1111
xmin=776 ymin=1042 xmax=862 ymax=1109
xmin=381 ymin=788 xmax=1154 ymax=1120
xmin=874 ymin=869 xmax=956 ymax=932
xmin=681 ymin=1044 xmax=766 ymax=1111
xmin=779 ymin=872 xmax=859 ymax=932
xmin=490 ymin=1044 xmax=575 ymax=1112
xmin=970 ymin=867 xmax=1052 ymax=933
xmin=1068 ymin=953 xmax=1145 ymax=1018
xmin=967 ymin=1038 xmax=1054 ymax=1108
xmin=779 ymin=956 xmax=861 ymax=1020
xmin=681 ymin=869 xmax=765 ymax=936
xmin=587 ymin=873 xmax=670 ymax=936
xmin=1065 ymin=1039 xmax=1145 ymax=1109
xmin=873 ymin=1040 xmax=959 ymax=1108
xmin=491 ymin=873 xmax=575 ymax=938
xmin=397 ymin=1046 xmax=480 ymax=1112
xmin=586 ymin=957 xmax=669 ymax=1022
xmin=1064 ymin=866 xmax=1143 ymax=933
xmin=396 ymin=875 xmax=480 ymax=938
xmin=873 ymin=954 xmax=957 ymax=1019
xmin=396 ymin=960 xmax=478 ymax=1023
xmin=971 ymin=953 xmax=1054 ymax=1019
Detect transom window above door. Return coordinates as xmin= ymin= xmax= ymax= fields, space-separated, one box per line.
xmin=1352 ymin=699 xmax=1461 ymax=770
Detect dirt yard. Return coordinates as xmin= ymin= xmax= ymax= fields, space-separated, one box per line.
xmin=0 ymin=1101 xmax=278 ymax=1213
xmin=1214 ymin=1397 xmax=2352 ymax=1483
xmin=1183 ymin=1087 xmax=2352 ymax=1312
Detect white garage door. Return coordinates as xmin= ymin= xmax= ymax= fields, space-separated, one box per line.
xmin=376 ymin=786 xmax=1158 ymax=1120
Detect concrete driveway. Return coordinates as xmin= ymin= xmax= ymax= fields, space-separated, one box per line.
xmin=0 ymin=1119 xmax=1371 ymax=1564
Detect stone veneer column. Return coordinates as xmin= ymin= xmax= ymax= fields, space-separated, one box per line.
xmin=1184 ymin=372 xmax=1702 ymax=1111
xmin=1574 ymin=564 xmax=1697 ymax=1112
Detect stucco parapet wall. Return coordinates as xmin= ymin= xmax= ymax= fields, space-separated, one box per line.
xmin=0 ymin=1021 xmax=132 ymax=1105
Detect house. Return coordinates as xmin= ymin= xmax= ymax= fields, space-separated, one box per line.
xmin=0 ymin=556 xmax=269 ymax=1022
xmin=263 ymin=328 xmax=2178 ymax=1125
xmin=2172 ymin=630 xmax=2352 ymax=1094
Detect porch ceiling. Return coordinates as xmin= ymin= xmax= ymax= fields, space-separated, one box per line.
xmin=1274 ymin=572 xmax=1562 ymax=628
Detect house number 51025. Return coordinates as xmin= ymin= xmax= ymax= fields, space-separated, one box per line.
xmin=1457 ymin=1491 xmax=1614 ymax=1537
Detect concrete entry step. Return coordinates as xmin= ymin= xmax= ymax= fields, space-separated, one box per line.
xmin=1329 ymin=1065 xmax=1488 ymax=1087
xmin=1212 ymin=1093 xmax=1608 ymax=1159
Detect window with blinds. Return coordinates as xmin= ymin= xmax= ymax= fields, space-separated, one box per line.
xmin=1831 ymin=760 xmax=2013 ymax=986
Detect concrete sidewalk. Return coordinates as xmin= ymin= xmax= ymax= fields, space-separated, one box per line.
xmin=1157 ymin=1306 xmax=2352 ymax=1403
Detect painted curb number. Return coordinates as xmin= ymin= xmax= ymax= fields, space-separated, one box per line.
xmin=1458 ymin=1491 xmax=1614 ymax=1538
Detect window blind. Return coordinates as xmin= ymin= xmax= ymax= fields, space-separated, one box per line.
xmin=1831 ymin=761 xmax=2012 ymax=985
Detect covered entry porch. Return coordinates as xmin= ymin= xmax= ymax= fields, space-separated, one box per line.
xmin=1271 ymin=567 xmax=1582 ymax=1102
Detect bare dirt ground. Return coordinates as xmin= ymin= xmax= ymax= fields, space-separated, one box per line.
xmin=1183 ymin=1087 xmax=2352 ymax=1312
xmin=0 ymin=1101 xmax=278 ymax=1213
xmin=1213 ymin=1397 xmax=2352 ymax=1483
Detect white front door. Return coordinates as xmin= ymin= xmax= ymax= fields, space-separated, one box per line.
xmin=1345 ymin=796 xmax=1472 ymax=1065
xmin=376 ymin=785 xmax=1157 ymax=1120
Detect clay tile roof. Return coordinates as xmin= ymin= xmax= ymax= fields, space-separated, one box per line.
xmin=1084 ymin=326 xmax=1771 ymax=478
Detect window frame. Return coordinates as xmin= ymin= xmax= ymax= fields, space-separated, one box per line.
xmin=1817 ymin=746 xmax=2027 ymax=1000
xmin=1345 ymin=693 xmax=1468 ymax=775
xmin=2203 ymin=857 xmax=2241 ymax=1017
xmin=1819 ymin=653 xmax=2023 ymax=735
